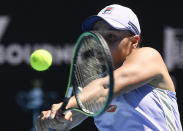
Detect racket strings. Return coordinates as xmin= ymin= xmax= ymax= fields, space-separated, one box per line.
xmin=84 ymin=37 xmax=107 ymax=113
xmin=76 ymin=37 xmax=103 ymax=85
xmin=74 ymin=36 xmax=109 ymax=114
xmin=74 ymin=64 xmax=91 ymax=110
xmin=76 ymin=38 xmax=103 ymax=112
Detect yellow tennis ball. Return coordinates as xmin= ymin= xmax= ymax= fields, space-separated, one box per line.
xmin=30 ymin=49 xmax=52 ymax=71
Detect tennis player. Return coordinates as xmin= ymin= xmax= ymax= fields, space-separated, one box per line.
xmin=36 ymin=4 xmax=182 ymax=131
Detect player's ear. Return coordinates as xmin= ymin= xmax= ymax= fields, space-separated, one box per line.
xmin=130 ymin=35 xmax=140 ymax=48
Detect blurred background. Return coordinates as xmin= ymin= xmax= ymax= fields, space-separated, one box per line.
xmin=0 ymin=0 xmax=182 ymax=130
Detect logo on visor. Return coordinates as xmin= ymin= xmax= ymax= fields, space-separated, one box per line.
xmin=102 ymin=7 xmax=114 ymax=14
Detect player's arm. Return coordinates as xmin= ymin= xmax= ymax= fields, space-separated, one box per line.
xmin=66 ymin=47 xmax=167 ymax=108
xmin=38 ymin=47 xmax=165 ymax=130
xmin=107 ymin=47 xmax=168 ymax=97
xmin=67 ymin=47 xmax=166 ymax=105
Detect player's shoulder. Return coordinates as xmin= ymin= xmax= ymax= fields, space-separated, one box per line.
xmin=136 ymin=47 xmax=160 ymax=54
xmin=127 ymin=47 xmax=163 ymax=64
xmin=134 ymin=47 xmax=162 ymax=58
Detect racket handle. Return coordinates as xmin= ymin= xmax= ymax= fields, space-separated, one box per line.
xmin=49 ymin=98 xmax=70 ymax=130
xmin=60 ymin=98 xmax=70 ymax=114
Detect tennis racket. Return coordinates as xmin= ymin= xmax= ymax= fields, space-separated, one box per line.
xmin=50 ymin=31 xmax=114 ymax=130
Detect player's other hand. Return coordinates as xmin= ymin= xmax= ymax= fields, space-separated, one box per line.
xmin=35 ymin=102 xmax=72 ymax=131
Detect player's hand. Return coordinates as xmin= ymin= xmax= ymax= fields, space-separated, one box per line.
xmin=35 ymin=102 xmax=72 ymax=131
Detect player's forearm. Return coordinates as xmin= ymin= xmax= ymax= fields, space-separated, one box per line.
xmin=110 ymin=66 xmax=161 ymax=97
xmin=66 ymin=79 xmax=108 ymax=109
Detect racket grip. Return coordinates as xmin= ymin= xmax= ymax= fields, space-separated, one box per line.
xmin=49 ymin=98 xmax=70 ymax=130
xmin=60 ymin=98 xmax=70 ymax=114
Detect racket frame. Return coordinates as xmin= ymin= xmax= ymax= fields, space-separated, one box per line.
xmin=61 ymin=31 xmax=114 ymax=117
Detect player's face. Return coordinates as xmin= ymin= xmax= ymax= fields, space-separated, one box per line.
xmin=92 ymin=20 xmax=135 ymax=67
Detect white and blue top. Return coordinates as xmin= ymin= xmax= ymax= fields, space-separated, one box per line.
xmin=94 ymin=84 xmax=182 ymax=131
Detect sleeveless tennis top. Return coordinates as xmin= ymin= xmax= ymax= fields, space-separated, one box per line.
xmin=94 ymin=84 xmax=182 ymax=131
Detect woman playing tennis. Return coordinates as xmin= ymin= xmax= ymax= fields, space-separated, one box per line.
xmin=36 ymin=4 xmax=182 ymax=131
